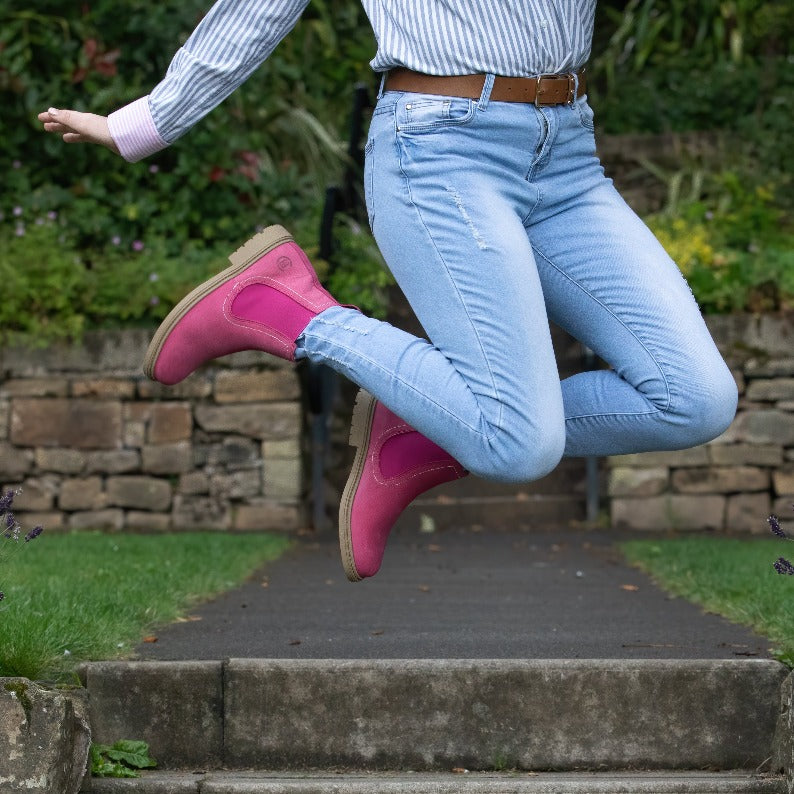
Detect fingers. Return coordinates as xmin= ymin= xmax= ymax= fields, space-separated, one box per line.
xmin=38 ymin=107 xmax=120 ymax=155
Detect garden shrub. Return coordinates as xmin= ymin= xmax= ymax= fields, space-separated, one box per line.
xmin=1 ymin=0 xmax=792 ymax=342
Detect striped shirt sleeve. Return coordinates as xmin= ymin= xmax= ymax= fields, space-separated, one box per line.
xmin=109 ymin=0 xmax=310 ymax=162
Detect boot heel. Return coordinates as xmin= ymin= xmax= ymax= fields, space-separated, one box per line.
xmin=228 ymin=225 xmax=293 ymax=269
xmin=349 ymin=390 xmax=377 ymax=449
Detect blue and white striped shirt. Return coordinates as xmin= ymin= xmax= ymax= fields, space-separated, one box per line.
xmin=108 ymin=1 xmax=596 ymax=161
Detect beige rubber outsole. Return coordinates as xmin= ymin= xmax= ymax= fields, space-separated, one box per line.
xmin=338 ymin=389 xmax=378 ymax=582
xmin=142 ymin=225 xmax=294 ymax=380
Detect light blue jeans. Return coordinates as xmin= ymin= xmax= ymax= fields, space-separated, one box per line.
xmin=297 ymin=75 xmax=738 ymax=483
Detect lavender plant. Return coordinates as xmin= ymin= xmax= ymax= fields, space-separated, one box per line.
xmin=768 ymin=507 xmax=794 ymax=575
xmin=0 ymin=490 xmax=44 ymax=603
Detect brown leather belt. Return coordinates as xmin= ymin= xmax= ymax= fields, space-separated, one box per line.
xmin=384 ymin=68 xmax=586 ymax=106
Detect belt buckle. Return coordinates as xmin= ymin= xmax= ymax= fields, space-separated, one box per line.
xmin=534 ymin=73 xmax=576 ymax=107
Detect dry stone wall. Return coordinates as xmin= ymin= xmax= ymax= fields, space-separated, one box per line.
xmin=0 ymin=330 xmax=305 ymax=532
xmin=609 ymin=313 xmax=794 ymax=534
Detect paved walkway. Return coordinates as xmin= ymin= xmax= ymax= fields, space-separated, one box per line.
xmin=135 ymin=527 xmax=771 ymax=661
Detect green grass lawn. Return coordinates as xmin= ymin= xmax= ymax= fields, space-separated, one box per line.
xmin=621 ymin=535 xmax=794 ymax=666
xmin=0 ymin=531 xmax=291 ymax=681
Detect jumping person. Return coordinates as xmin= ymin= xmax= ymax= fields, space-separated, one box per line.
xmin=39 ymin=1 xmax=738 ymax=582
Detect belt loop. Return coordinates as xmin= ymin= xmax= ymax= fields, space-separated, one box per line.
xmin=571 ymin=71 xmax=580 ymax=105
xmin=377 ymin=71 xmax=387 ymax=101
xmin=478 ymin=73 xmax=496 ymax=111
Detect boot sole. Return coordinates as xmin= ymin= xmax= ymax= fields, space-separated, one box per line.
xmin=142 ymin=225 xmax=294 ymax=380
xmin=339 ymin=389 xmax=378 ymax=582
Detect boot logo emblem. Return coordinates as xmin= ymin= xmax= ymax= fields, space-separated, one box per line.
xmin=277 ymin=256 xmax=292 ymax=272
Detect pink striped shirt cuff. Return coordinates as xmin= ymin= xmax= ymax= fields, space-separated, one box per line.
xmin=107 ymin=96 xmax=169 ymax=163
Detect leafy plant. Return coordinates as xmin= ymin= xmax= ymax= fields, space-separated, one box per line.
xmin=90 ymin=740 xmax=157 ymax=778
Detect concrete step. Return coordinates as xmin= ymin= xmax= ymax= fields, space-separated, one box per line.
xmin=81 ymin=770 xmax=787 ymax=794
xmin=82 ymin=659 xmax=789 ymax=772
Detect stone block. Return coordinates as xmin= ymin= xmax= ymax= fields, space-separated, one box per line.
xmin=214 ymin=370 xmax=301 ymax=403
xmin=71 ymin=378 xmax=135 ymax=399
xmin=123 ymin=419 xmax=146 ymax=448
xmin=671 ymin=466 xmax=769 ymax=494
xmin=16 ymin=511 xmax=65 ymax=531
xmin=0 ymin=442 xmax=33 ymax=478
xmin=106 ymin=477 xmax=172 ymax=511
xmin=0 ymin=378 xmax=69 ymax=397
xmin=136 ymin=378 xmax=212 ymax=400
xmin=746 ymin=357 xmax=794 ymax=377
xmin=233 ymin=502 xmax=302 ymax=531
xmin=202 ymin=437 xmax=261 ymax=469
xmin=608 ymin=467 xmax=668 ymax=497
xmin=179 ymin=471 xmax=210 ymax=495
xmin=125 ymin=511 xmax=172 ymax=531
xmin=210 ymin=469 xmax=262 ymax=499
xmin=263 ymin=458 xmax=303 ymax=500
xmin=35 ymin=447 xmax=87 ymax=474
xmin=726 ymin=492 xmax=772 ymax=533
xmin=774 ymin=465 xmax=794 ymax=496
xmin=85 ymin=661 xmax=224 ymax=769
xmin=2 ymin=330 xmax=150 ymax=376
xmin=84 ymin=450 xmax=140 ymax=474
xmin=262 ymin=438 xmax=302 ymax=459
xmin=59 ymin=477 xmax=106 ymax=511
xmin=707 ymin=313 xmax=794 ymax=358
xmin=741 ymin=410 xmax=794 ymax=446
xmin=223 ymin=658 xmax=785 ymax=771
xmin=11 ymin=398 xmax=122 ymax=449
xmin=746 ymin=378 xmax=794 ymax=402
xmin=195 ymin=403 xmax=300 ymax=440
xmin=772 ymin=672 xmax=793 ymax=794
xmin=68 ymin=509 xmax=125 ymax=530
xmin=611 ymin=495 xmax=725 ymax=531
xmin=607 ymin=447 xmax=709 ymax=468
xmin=148 ymin=403 xmax=193 ymax=444
xmin=142 ymin=442 xmax=194 ymax=474
xmin=10 ymin=477 xmax=59 ymax=511
xmin=0 ymin=678 xmax=90 ymax=794
xmin=708 ymin=444 xmax=783 ymax=466
xmin=171 ymin=496 xmax=231 ymax=530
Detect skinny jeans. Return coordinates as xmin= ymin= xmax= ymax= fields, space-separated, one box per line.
xmin=297 ymin=75 xmax=738 ymax=483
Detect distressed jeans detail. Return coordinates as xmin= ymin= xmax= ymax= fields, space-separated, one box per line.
xmin=296 ymin=77 xmax=737 ymax=483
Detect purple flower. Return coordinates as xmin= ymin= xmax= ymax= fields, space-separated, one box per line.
xmin=0 ymin=491 xmax=15 ymax=514
xmin=149 ymin=164 xmax=159 ymax=174
xmin=47 ymin=211 xmax=58 ymax=221
xmin=35 ymin=216 xmax=45 ymax=226
xmin=148 ymin=272 xmax=159 ymax=282
xmin=24 ymin=526 xmax=43 ymax=543
xmin=111 ymin=235 xmax=121 ymax=246
xmin=15 ymin=223 xmax=25 ymax=237
xmin=773 ymin=557 xmax=794 ymax=576
xmin=132 ymin=240 xmax=145 ymax=252
xmin=12 ymin=206 xmax=22 ymax=217
xmin=149 ymin=296 xmax=160 ymax=306
xmin=768 ymin=514 xmax=788 ymax=539
xmin=12 ymin=160 xmax=21 ymax=169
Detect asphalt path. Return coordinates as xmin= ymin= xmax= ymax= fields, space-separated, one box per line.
xmin=135 ymin=527 xmax=772 ymax=661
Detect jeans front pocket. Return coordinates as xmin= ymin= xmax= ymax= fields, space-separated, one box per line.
xmin=395 ymin=94 xmax=477 ymax=135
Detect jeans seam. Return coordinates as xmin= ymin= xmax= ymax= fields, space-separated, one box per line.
xmin=303 ymin=320 xmax=489 ymax=438
xmin=531 ymin=243 xmax=673 ymax=416
xmin=395 ymin=137 xmax=503 ymax=442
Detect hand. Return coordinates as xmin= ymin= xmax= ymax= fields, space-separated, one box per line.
xmin=38 ymin=107 xmax=120 ymax=155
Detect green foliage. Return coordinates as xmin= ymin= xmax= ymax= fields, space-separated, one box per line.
xmin=90 ymin=740 xmax=157 ymax=778
xmin=646 ymin=168 xmax=794 ymax=313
